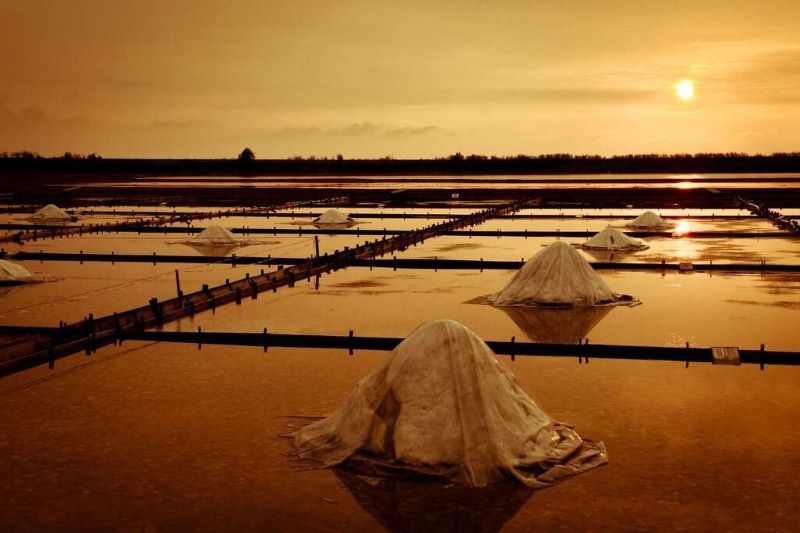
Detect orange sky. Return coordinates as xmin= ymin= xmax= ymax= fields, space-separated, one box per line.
xmin=1 ymin=0 xmax=799 ymax=158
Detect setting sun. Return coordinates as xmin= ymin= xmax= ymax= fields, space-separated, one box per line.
xmin=676 ymin=79 xmax=694 ymax=101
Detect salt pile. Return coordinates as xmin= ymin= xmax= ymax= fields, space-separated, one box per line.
xmin=187 ymin=225 xmax=239 ymax=245
xmin=291 ymin=319 xmax=607 ymax=488
xmin=0 ymin=260 xmax=41 ymax=284
xmin=313 ymin=209 xmax=355 ymax=226
xmin=487 ymin=241 xmax=631 ymax=307
xmin=29 ymin=204 xmax=72 ymax=222
xmin=581 ymin=226 xmax=649 ymax=251
xmin=624 ymin=211 xmax=674 ymax=229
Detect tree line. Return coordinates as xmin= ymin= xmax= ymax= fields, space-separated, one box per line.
xmin=3 ymin=150 xmax=800 ymax=174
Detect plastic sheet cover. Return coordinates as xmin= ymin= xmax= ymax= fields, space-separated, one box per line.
xmin=290 ymin=320 xmax=607 ymax=488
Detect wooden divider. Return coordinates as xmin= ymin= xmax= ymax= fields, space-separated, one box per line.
xmin=0 ymin=198 xmax=536 ymax=376
xmin=0 ymin=196 xmax=349 ymax=243
xmin=9 ymin=251 xmax=800 ymax=273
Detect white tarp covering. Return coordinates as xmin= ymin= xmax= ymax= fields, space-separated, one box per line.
xmin=313 ymin=209 xmax=355 ymax=226
xmin=0 ymin=260 xmax=39 ymax=284
xmin=581 ymin=226 xmax=649 ymax=251
xmin=291 ymin=319 xmax=607 ymax=488
xmin=187 ymin=225 xmax=239 ymax=245
xmin=487 ymin=241 xmax=631 ymax=307
xmin=624 ymin=211 xmax=674 ymax=229
xmin=29 ymin=204 xmax=71 ymax=222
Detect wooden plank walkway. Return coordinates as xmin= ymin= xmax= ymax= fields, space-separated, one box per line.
xmin=0 ymin=198 xmax=536 ymax=376
xmin=738 ymin=197 xmax=800 ymax=234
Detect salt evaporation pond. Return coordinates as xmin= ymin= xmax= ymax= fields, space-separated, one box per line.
xmin=1 ymin=202 xmax=799 ymax=530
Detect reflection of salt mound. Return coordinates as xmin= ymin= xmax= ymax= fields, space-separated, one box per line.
xmin=500 ymin=306 xmax=613 ymax=344
xmin=624 ymin=211 xmax=674 ymax=229
xmin=488 ymin=241 xmax=628 ymax=307
xmin=292 ymin=319 xmax=607 ymax=488
xmin=313 ymin=209 xmax=354 ymax=225
xmin=336 ymin=470 xmax=533 ymax=532
xmin=30 ymin=204 xmax=71 ymax=222
xmin=187 ymin=225 xmax=238 ymax=245
xmin=0 ymin=260 xmax=39 ymax=284
xmin=582 ymin=226 xmax=648 ymax=251
xmin=184 ymin=243 xmax=240 ymax=257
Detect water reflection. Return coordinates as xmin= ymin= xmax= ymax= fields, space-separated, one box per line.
xmin=673 ymin=220 xmax=690 ymax=236
xmin=496 ymin=306 xmax=614 ymax=344
xmin=335 ymin=470 xmax=533 ymax=533
xmin=0 ymin=285 xmax=20 ymax=298
xmin=182 ymin=243 xmax=240 ymax=257
xmin=581 ymin=248 xmax=635 ymax=263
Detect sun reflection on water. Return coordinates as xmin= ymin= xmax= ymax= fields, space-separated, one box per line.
xmin=673 ymin=221 xmax=690 ymax=235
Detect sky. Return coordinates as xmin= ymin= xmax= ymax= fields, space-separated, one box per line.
xmin=1 ymin=0 xmax=799 ymax=158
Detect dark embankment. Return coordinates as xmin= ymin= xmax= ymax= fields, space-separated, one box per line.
xmin=3 ymin=152 xmax=800 ymax=180
xmin=2 ymin=153 xmax=800 ymax=208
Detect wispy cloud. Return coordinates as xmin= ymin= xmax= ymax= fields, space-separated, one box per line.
xmin=478 ymin=87 xmax=657 ymax=104
xmin=722 ymin=47 xmax=800 ymax=104
xmin=276 ymin=122 xmax=442 ymax=138
xmin=146 ymin=119 xmax=216 ymax=130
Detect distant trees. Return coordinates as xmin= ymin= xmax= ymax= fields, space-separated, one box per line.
xmin=59 ymin=152 xmax=101 ymax=160
xmin=0 ymin=151 xmax=103 ymax=159
xmin=238 ymin=147 xmax=255 ymax=161
xmin=0 ymin=151 xmax=41 ymax=159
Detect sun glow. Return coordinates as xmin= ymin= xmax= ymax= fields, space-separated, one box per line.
xmin=676 ymin=80 xmax=694 ymax=101
xmin=674 ymin=221 xmax=691 ymax=235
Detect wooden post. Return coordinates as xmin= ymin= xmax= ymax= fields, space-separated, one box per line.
xmin=175 ymin=269 xmax=182 ymax=299
xmin=314 ymin=235 xmax=320 ymax=258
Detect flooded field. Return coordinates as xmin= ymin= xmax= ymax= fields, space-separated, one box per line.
xmin=2 ymin=198 xmax=800 ymax=531
xmin=93 ymin=172 xmax=800 ymax=190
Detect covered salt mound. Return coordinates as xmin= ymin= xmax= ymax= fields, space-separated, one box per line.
xmin=313 ymin=209 xmax=355 ymax=226
xmin=291 ymin=319 xmax=607 ymax=488
xmin=29 ymin=204 xmax=72 ymax=222
xmin=187 ymin=225 xmax=238 ymax=245
xmin=624 ymin=210 xmax=674 ymax=229
xmin=582 ymin=226 xmax=649 ymax=251
xmin=0 ymin=260 xmax=40 ymax=285
xmin=487 ymin=241 xmax=631 ymax=307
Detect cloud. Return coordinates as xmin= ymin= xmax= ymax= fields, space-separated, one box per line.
xmin=0 ymin=104 xmax=58 ymax=131
xmin=723 ymin=47 xmax=800 ymax=104
xmin=340 ymin=122 xmax=383 ymax=136
xmin=463 ymin=87 xmax=657 ymax=104
xmin=383 ymin=125 xmax=440 ymax=137
xmin=275 ymin=122 xmax=441 ymax=138
xmin=146 ymin=119 xmax=215 ymax=130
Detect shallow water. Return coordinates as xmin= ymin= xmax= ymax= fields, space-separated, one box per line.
xmin=2 ymin=202 xmax=800 ymax=531
xmin=2 ymin=337 xmax=800 ymax=530
xmin=154 ymin=267 xmax=800 ymax=351
xmin=92 ymin=172 xmax=800 ymax=190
